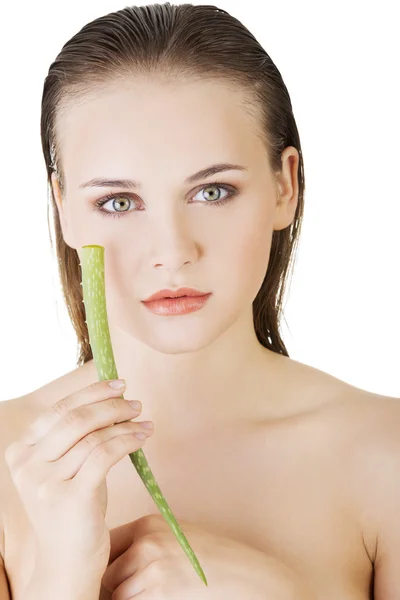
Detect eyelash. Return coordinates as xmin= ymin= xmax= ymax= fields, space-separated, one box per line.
xmin=92 ymin=181 xmax=238 ymax=219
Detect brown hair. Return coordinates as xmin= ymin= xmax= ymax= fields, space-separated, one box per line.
xmin=40 ymin=3 xmax=305 ymax=367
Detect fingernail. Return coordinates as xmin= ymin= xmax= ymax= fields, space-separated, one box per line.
xmin=109 ymin=379 xmax=126 ymax=389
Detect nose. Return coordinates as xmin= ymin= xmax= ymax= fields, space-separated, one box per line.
xmin=149 ymin=212 xmax=199 ymax=271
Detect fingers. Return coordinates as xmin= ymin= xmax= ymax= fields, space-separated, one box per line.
xmin=58 ymin=419 xmax=153 ymax=480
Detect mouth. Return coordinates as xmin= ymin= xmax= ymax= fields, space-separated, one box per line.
xmin=141 ymin=291 xmax=212 ymax=316
xmin=142 ymin=287 xmax=210 ymax=303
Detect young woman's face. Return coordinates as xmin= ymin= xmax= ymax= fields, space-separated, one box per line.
xmin=53 ymin=78 xmax=296 ymax=352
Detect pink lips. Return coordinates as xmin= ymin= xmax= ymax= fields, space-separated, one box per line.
xmin=142 ymin=289 xmax=212 ymax=316
xmin=143 ymin=287 xmax=209 ymax=302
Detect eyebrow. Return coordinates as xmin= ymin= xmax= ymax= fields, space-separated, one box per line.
xmin=78 ymin=163 xmax=247 ymax=190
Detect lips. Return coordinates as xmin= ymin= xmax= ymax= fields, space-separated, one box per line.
xmin=143 ymin=287 xmax=209 ymax=303
xmin=142 ymin=292 xmax=212 ymax=316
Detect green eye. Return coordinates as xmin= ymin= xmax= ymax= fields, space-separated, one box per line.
xmin=93 ymin=182 xmax=237 ymax=218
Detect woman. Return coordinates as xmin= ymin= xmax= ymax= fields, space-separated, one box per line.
xmin=0 ymin=3 xmax=398 ymax=599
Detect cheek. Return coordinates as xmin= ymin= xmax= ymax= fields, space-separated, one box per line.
xmin=66 ymin=203 xmax=124 ymax=247
xmin=62 ymin=204 xmax=98 ymax=248
xmin=220 ymin=207 xmax=273 ymax=287
xmin=76 ymin=219 xmax=115 ymax=243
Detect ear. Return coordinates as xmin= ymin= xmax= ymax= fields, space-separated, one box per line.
xmin=51 ymin=172 xmax=77 ymax=248
xmin=272 ymin=146 xmax=300 ymax=231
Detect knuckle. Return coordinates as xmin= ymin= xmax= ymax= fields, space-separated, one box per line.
xmin=4 ymin=441 xmax=21 ymax=466
xmin=11 ymin=468 xmax=25 ymax=489
xmin=134 ymin=514 xmax=160 ymax=535
xmin=146 ymin=558 xmax=166 ymax=579
xmin=126 ymin=421 xmax=138 ymax=432
xmin=84 ymin=431 xmax=101 ymax=446
xmin=139 ymin=534 xmax=163 ymax=555
xmin=88 ymin=381 xmax=100 ymax=393
xmin=145 ymin=514 xmax=164 ymax=529
xmin=91 ymin=442 xmax=109 ymax=462
xmin=64 ymin=410 xmax=77 ymax=426
xmin=51 ymin=397 xmax=68 ymax=416
xmin=77 ymin=405 xmax=92 ymax=420
xmin=110 ymin=396 xmax=121 ymax=411
xmin=65 ymin=406 xmax=87 ymax=426
xmin=36 ymin=480 xmax=57 ymax=502
xmin=11 ymin=463 xmax=32 ymax=489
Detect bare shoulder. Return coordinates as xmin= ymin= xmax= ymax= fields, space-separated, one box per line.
xmin=325 ymin=383 xmax=400 ymax=564
xmin=281 ymin=357 xmax=400 ymax=499
xmin=296 ymin=374 xmax=400 ymax=597
xmin=1 ymin=360 xmax=97 ymax=421
xmin=329 ymin=382 xmax=400 ymax=449
xmin=342 ymin=387 xmax=400 ymax=593
xmin=298 ymin=358 xmax=400 ymax=460
xmin=296 ymin=360 xmax=400 ymax=568
xmin=280 ymin=354 xmax=399 ymax=426
xmin=343 ymin=386 xmax=400 ymax=470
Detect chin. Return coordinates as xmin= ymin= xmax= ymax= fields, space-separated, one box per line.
xmin=140 ymin=323 xmax=220 ymax=355
xmin=113 ymin=299 xmax=241 ymax=354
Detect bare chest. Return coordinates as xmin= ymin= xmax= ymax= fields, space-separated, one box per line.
xmin=4 ymin=420 xmax=372 ymax=599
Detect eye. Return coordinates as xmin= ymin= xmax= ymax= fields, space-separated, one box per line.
xmin=93 ymin=193 xmax=137 ymax=219
xmin=92 ymin=182 xmax=238 ymax=219
xmin=192 ymin=183 xmax=233 ymax=204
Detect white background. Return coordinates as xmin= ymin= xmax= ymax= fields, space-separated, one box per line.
xmin=0 ymin=1 xmax=398 ymax=401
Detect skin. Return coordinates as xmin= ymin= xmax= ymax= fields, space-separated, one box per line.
xmin=0 ymin=75 xmax=400 ymax=600
xmin=2 ymin=74 xmax=400 ymax=600
xmin=51 ymin=76 xmax=300 ymax=440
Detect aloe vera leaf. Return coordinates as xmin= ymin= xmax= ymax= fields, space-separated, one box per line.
xmin=80 ymin=244 xmax=207 ymax=586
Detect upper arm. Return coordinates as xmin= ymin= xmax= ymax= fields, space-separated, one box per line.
xmin=357 ymin=396 xmax=400 ymax=599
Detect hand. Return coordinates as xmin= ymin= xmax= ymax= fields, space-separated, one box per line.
xmin=101 ymin=513 xmax=308 ymax=599
xmin=4 ymin=378 xmax=153 ymax=580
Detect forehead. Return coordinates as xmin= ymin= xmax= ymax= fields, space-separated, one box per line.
xmin=56 ymin=78 xmax=264 ymax=185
